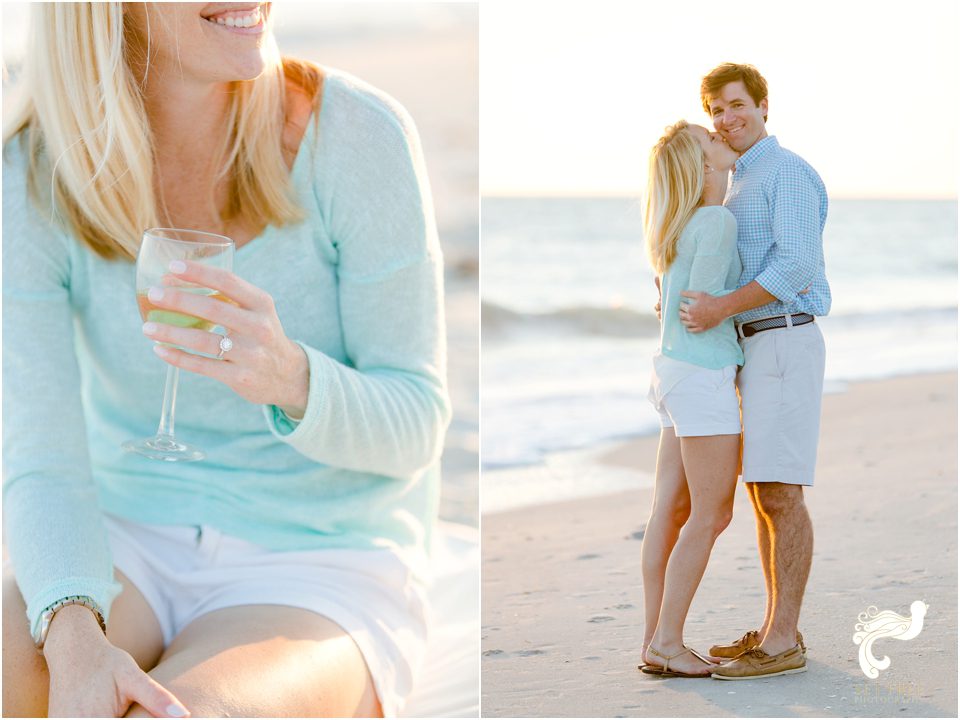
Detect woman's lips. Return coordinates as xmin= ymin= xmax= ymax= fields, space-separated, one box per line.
xmin=202 ymin=5 xmax=265 ymax=34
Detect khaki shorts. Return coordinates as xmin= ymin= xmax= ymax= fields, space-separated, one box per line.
xmin=736 ymin=320 xmax=826 ymax=485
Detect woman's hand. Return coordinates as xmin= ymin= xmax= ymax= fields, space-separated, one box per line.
xmin=142 ymin=261 xmax=310 ymax=416
xmin=44 ymin=605 xmax=189 ymax=718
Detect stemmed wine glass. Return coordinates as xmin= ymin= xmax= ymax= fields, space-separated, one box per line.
xmin=122 ymin=228 xmax=234 ymax=462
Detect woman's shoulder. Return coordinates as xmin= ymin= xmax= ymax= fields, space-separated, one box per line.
xmin=2 ymin=131 xmax=30 ymax=189
xmin=305 ymin=67 xmax=426 ymax=197
xmin=2 ymin=131 xmax=47 ymax=219
xmin=691 ymin=205 xmax=736 ymax=234
xmin=691 ymin=204 xmax=735 ymax=224
xmin=683 ymin=206 xmax=737 ymax=253
xmin=316 ymin=68 xmax=419 ymax=146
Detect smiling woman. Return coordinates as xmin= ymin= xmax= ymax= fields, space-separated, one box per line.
xmin=2 ymin=2 xmax=451 ymax=718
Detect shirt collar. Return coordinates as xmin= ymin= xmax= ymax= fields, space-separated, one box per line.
xmin=734 ymin=135 xmax=778 ymax=174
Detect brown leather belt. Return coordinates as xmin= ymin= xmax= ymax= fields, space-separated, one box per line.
xmin=737 ymin=313 xmax=815 ymax=339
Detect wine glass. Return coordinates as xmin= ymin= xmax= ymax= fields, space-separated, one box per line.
xmin=122 ymin=228 xmax=234 ymax=462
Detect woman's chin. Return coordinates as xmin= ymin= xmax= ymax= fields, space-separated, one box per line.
xmin=214 ymin=56 xmax=267 ymax=83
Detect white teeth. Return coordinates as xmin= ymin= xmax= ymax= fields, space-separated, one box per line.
xmin=210 ymin=8 xmax=260 ymax=28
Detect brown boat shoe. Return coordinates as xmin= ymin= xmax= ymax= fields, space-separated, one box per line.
xmin=709 ymin=630 xmax=806 ymax=659
xmin=710 ymin=644 xmax=806 ymax=680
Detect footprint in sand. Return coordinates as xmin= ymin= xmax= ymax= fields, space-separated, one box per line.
xmin=612 ymin=603 xmax=635 ymax=610
xmin=588 ymin=614 xmax=616 ymax=623
xmin=514 ymin=649 xmax=547 ymax=657
xmin=629 ymin=530 xmax=645 ymax=540
xmin=483 ymin=649 xmax=505 ymax=658
xmin=577 ymin=553 xmax=602 ymax=560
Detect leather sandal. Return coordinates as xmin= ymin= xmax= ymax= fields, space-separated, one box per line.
xmin=640 ymin=645 xmax=715 ymax=678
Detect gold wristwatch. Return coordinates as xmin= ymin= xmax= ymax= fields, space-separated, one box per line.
xmin=33 ymin=595 xmax=106 ymax=652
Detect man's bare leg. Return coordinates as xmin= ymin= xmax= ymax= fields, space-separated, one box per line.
xmin=752 ymin=482 xmax=813 ymax=655
xmin=746 ymin=482 xmax=774 ymax=637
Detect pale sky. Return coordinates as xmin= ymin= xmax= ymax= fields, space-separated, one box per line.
xmin=480 ymin=0 xmax=960 ymax=198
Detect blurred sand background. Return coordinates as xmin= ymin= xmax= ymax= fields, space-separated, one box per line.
xmin=482 ymin=371 xmax=958 ymax=717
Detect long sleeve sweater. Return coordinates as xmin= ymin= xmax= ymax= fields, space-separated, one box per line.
xmin=2 ymin=70 xmax=451 ymax=638
xmin=654 ymin=206 xmax=743 ymax=396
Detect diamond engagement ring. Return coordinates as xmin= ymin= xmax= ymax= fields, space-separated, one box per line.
xmin=216 ymin=335 xmax=233 ymax=360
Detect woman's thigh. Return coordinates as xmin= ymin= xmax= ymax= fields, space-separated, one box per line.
xmin=652 ymin=428 xmax=690 ymax=513
xmin=678 ymin=434 xmax=740 ymax=511
xmin=2 ymin=567 xmax=164 ymax=718
xmin=125 ymin=605 xmax=382 ymax=718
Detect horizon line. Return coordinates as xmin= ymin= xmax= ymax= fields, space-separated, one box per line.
xmin=481 ymin=192 xmax=959 ymax=201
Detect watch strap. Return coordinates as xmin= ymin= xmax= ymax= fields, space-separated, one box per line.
xmin=33 ymin=595 xmax=106 ymax=652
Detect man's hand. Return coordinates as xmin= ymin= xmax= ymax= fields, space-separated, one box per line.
xmin=678 ymin=291 xmax=727 ymax=333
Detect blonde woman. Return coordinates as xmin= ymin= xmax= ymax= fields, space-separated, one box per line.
xmin=3 ymin=3 xmax=448 ymax=717
xmin=638 ymin=121 xmax=742 ymax=678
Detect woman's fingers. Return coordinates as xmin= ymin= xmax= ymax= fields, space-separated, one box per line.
xmin=146 ymin=286 xmax=248 ymax=334
xmin=125 ymin=668 xmax=190 ymax=718
xmin=143 ymin=322 xmax=233 ymax=360
xmin=152 ymin=344 xmax=238 ymax=384
xmin=164 ymin=260 xmax=273 ymax=312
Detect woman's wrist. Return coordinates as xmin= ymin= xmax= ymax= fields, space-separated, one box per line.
xmin=42 ymin=604 xmax=110 ymax=661
xmin=276 ymin=340 xmax=309 ymax=418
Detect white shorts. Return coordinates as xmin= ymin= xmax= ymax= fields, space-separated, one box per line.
xmin=736 ymin=320 xmax=826 ymax=486
xmin=104 ymin=513 xmax=428 ymax=718
xmin=648 ymin=363 xmax=742 ymax=437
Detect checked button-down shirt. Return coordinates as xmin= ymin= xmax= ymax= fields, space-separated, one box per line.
xmin=724 ymin=136 xmax=831 ymax=324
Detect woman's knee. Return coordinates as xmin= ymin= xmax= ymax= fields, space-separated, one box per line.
xmin=712 ymin=505 xmax=734 ymax=536
xmin=688 ymin=503 xmax=734 ymax=539
xmin=651 ymin=497 xmax=691 ymax=530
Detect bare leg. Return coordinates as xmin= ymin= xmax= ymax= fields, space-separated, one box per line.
xmin=2 ymin=568 xmax=164 ymax=718
xmin=646 ymin=433 xmax=739 ymax=675
xmin=124 ymin=605 xmax=382 ymax=718
xmin=746 ymin=482 xmax=775 ymax=636
xmin=641 ymin=429 xmax=690 ymax=655
xmin=753 ymin=482 xmax=813 ymax=655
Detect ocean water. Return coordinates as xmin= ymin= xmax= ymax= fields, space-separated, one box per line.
xmin=481 ymin=197 xmax=957 ymax=512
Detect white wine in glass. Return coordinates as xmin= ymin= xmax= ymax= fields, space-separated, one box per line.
xmin=122 ymin=228 xmax=234 ymax=462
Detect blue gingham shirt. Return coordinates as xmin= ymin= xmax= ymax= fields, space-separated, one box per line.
xmin=724 ymin=136 xmax=831 ymax=323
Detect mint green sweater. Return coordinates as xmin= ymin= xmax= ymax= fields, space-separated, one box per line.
xmin=2 ymin=71 xmax=451 ymax=638
xmin=657 ymin=205 xmax=743 ymax=369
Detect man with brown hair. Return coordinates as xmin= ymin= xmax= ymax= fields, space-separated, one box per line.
xmin=679 ymin=62 xmax=831 ymax=680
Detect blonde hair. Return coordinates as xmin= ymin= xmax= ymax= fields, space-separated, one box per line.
xmin=643 ymin=120 xmax=704 ymax=275
xmin=2 ymin=3 xmax=322 ymax=261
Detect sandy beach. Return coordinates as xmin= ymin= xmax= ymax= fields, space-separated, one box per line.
xmin=482 ymin=372 xmax=958 ymax=717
